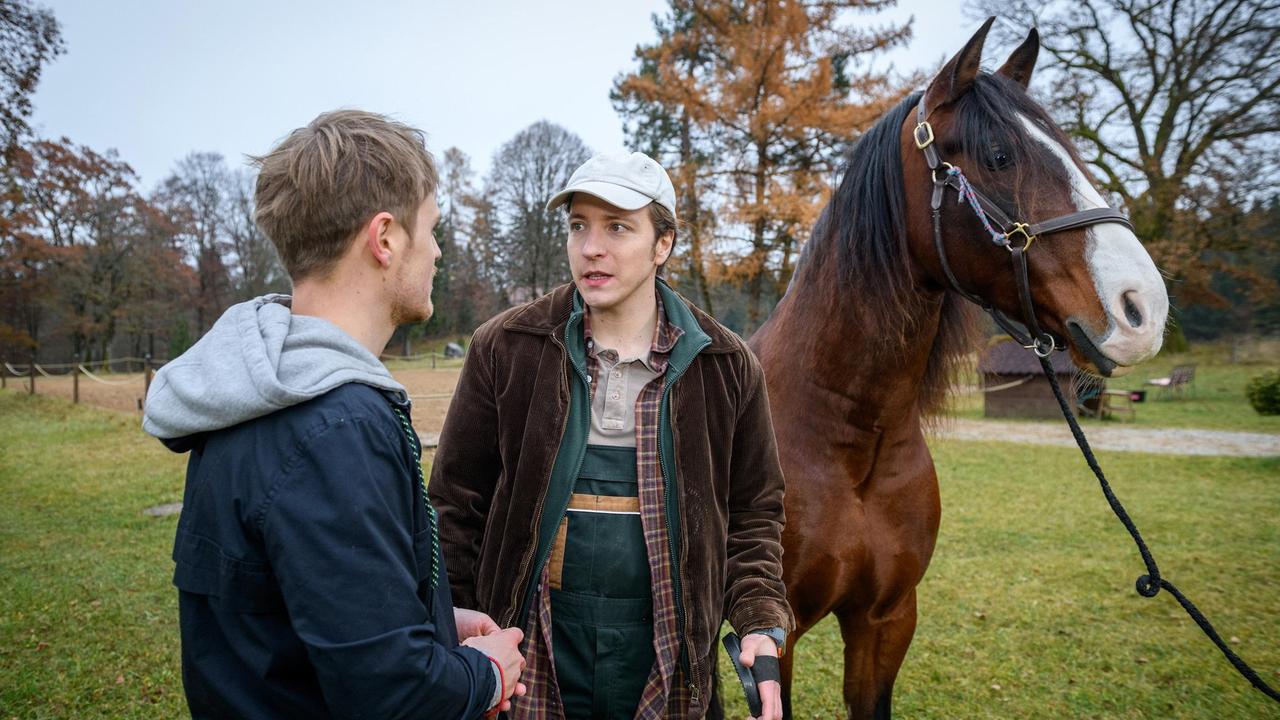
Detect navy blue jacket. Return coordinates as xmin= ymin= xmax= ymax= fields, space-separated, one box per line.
xmin=167 ymin=383 xmax=496 ymax=719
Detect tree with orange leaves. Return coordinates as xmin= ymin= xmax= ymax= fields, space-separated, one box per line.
xmin=615 ymin=0 xmax=913 ymax=329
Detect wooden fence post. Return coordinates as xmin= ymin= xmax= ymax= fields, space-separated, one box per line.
xmin=1 ymin=361 xmax=6 ymax=390
xmin=73 ymin=355 xmax=81 ymax=404
xmin=144 ymin=354 xmax=153 ymax=397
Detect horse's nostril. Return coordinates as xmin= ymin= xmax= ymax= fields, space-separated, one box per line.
xmin=1122 ymin=292 xmax=1144 ymax=328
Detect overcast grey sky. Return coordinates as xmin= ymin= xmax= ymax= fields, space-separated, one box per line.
xmin=30 ymin=1 xmax=972 ymax=190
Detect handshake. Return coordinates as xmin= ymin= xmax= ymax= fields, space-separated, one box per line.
xmin=455 ymin=608 xmax=527 ymax=715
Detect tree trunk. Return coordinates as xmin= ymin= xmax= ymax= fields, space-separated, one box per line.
xmin=746 ymin=141 xmax=769 ymax=329
xmin=777 ymin=233 xmax=795 ymax=296
xmin=679 ymin=112 xmax=714 ymax=316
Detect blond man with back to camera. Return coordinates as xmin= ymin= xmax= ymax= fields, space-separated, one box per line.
xmin=143 ymin=110 xmax=525 ymax=719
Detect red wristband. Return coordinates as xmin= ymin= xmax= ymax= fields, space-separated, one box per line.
xmin=483 ymin=655 xmax=505 ymax=719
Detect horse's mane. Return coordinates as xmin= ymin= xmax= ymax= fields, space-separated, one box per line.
xmin=802 ymin=73 xmax=1078 ymax=417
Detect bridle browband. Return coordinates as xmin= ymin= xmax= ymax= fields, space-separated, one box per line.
xmin=912 ymin=94 xmax=1134 ymax=357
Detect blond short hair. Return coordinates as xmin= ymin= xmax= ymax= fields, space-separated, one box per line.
xmin=251 ymin=110 xmax=438 ymax=281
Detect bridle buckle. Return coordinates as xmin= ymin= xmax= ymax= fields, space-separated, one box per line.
xmin=1005 ymin=223 xmax=1036 ymax=251
xmin=913 ymin=121 xmax=935 ymax=150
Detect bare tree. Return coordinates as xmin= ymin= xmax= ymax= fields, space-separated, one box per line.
xmin=426 ymin=147 xmax=503 ymax=336
xmin=79 ymin=147 xmax=147 ymax=361
xmin=463 ymin=191 xmax=510 ymax=309
xmin=0 ymin=144 xmax=46 ymax=356
xmin=979 ymin=0 xmax=1280 ymax=312
xmin=486 ymin=121 xmax=591 ymax=301
xmin=153 ymin=152 xmax=233 ymax=336
xmin=119 ymin=199 xmax=194 ymax=360
xmin=224 ymin=167 xmax=287 ymax=300
xmin=0 ymin=0 xmax=63 ymax=161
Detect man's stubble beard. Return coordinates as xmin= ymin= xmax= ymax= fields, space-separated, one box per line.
xmin=389 ymin=263 xmax=432 ymax=327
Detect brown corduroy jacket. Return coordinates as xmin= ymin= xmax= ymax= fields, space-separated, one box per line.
xmin=428 ymin=282 xmax=793 ymax=710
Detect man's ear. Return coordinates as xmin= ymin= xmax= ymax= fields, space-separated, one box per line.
xmin=365 ymin=212 xmax=395 ymax=268
xmin=655 ymin=230 xmax=675 ymax=267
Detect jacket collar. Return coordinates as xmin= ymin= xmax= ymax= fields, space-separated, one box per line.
xmin=502 ymin=280 xmax=738 ymax=355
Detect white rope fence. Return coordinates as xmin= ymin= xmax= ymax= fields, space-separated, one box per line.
xmin=3 ymin=352 xmax=461 ymax=414
xmin=380 ymin=349 xmax=463 ymax=370
xmin=77 ymin=364 xmax=140 ymax=386
xmin=105 ymin=356 xmax=151 ymax=364
xmin=3 ymin=356 xmax=162 ymax=406
xmin=35 ymin=364 xmax=75 ymax=377
xmin=28 ymin=360 xmax=78 ymax=370
xmin=381 ymin=351 xmax=445 ymax=361
xmin=4 ymin=362 xmax=30 ymax=377
xmin=3 ymin=362 xmax=150 ymax=380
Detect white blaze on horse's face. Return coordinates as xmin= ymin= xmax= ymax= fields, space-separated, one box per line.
xmin=1019 ymin=116 xmax=1169 ymax=373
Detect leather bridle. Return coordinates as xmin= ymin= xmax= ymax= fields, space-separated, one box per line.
xmin=912 ymin=95 xmax=1134 ymax=358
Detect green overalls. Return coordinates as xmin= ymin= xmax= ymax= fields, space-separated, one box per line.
xmin=518 ymin=283 xmax=713 ymax=717
xmin=549 ymin=445 xmax=655 ymax=718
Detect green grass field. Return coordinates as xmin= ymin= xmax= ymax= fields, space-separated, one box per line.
xmin=2 ymin=391 xmax=1277 ymax=718
xmin=740 ymin=441 xmax=1280 ymax=719
xmin=1 ymin=393 xmax=185 ymax=717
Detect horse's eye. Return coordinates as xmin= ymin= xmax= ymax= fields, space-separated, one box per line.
xmin=986 ymin=145 xmax=1012 ymax=171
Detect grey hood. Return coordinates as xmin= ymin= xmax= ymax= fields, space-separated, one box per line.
xmin=142 ymin=294 xmax=407 ymax=440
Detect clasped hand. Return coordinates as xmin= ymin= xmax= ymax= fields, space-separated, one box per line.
xmin=456 ymin=608 xmax=527 ymax=714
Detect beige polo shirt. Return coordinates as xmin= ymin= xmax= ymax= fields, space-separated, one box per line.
xmin=586 ymin=337 xmax=663 ymax=447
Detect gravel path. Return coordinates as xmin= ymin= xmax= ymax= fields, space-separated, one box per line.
xmin=934 ymin=419 xmax=1280 ymax=457
xmin=425 ymin=423 xmax=1280 ymax=457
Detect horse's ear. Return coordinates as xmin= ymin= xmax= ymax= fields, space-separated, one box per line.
xmin=922 ymin=16 xmax=995 ymax=116
xmin=996 ymin=27 xmax=1039 ymax=88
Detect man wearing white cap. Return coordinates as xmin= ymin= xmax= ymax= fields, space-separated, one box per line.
xmin=431 ymin=152 xmax=791 ymax=719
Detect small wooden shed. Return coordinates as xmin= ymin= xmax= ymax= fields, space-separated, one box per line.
xmin=978 ymin=340 xmax=1078 ymax=419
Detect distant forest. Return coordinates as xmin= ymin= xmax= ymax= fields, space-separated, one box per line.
xmin=2 ymin=0 xmax=1276 ymax=364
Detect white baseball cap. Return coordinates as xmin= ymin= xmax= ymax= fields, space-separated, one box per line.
xmin=546 ymin=151 xmax=677 ymax=219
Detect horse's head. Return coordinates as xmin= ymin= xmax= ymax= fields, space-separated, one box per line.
xmin=901 ymin=18 xmax=1168 ymax=377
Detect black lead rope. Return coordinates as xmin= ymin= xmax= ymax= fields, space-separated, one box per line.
xmin=1037 ymin=356 xmax=1279 ymax=703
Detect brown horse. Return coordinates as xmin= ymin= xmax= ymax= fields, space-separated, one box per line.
xmin=748 ymin=19 xmax=1169 ymax=719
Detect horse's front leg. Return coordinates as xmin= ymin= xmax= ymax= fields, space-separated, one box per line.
xmin=835 ymin=588 xmax=918 ymax=720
